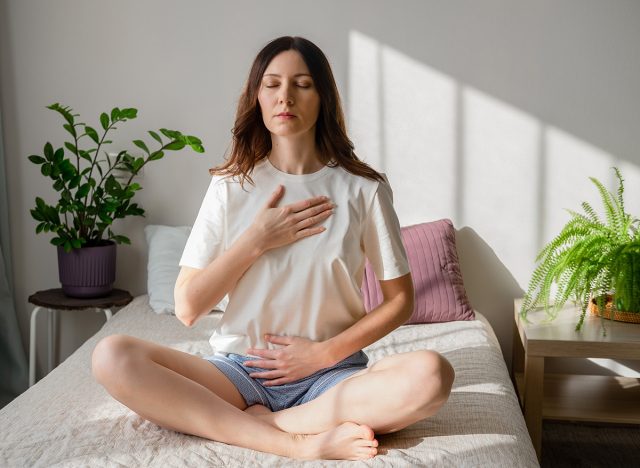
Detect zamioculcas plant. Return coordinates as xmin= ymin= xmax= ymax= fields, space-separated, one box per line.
xmin=28 ymin=103 xmax=204 ymax=252
xmin=519 ymin=166 xmax=640 ymax=332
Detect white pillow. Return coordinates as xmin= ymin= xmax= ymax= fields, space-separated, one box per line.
xmin=144 ymin=224 xmax=229 ymax=314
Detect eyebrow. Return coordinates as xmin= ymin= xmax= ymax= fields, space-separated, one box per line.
xmin=263 ymin=73 xmax=312 ymax=78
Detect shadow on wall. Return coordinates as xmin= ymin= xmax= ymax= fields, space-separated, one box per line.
xmin=455 ymin=226 xmax=523 ymax=370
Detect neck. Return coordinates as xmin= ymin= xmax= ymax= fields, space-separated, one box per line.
xmin=268 ymin=133 xmax=324 ymax=175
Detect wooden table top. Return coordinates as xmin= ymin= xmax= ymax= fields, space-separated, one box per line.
xmin=28 ymin=288 xmax=133 ymax=310
xmin=514 ymin=297 xmax=640 ymax=359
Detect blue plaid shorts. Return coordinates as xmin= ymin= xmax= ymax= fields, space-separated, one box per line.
xmin=203 ymin=350 xmax=369 ymax=411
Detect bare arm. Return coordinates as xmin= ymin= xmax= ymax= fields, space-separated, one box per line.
xmin=322 ymin=272 xmax=414 ymax=365
xmin=174 ymin=184 xmax=335 ymax=327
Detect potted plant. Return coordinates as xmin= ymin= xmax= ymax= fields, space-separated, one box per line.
xmin=519 ymin=166 xmax=640 ymax=332
xmin=28 ymin=103 xmax=204 ymax=298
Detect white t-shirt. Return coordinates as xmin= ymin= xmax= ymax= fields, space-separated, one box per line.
xmin=179 ymin=158 xmax=410 ymax=357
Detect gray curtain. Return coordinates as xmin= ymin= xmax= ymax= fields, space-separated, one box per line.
xmin=0 ymin=107 xmax=28 ymax=408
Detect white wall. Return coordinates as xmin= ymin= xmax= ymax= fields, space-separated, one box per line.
xmin=2 ymin=0 xmax=639 ymax=381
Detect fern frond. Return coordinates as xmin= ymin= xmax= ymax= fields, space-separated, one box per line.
xmin=613 ymin=167 xmax=625 ymax=215
xmin=589 ymin=172 xmax=621 ymax=235
xmin=581 ymin=201 xmax=601 ymax=224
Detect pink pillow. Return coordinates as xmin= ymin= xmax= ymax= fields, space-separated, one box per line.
xmin=361 ymin=219 xmax=475 ymax=324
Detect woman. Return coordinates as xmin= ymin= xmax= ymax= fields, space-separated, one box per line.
xmin=92 ymin=36 xmax=455 ymax=461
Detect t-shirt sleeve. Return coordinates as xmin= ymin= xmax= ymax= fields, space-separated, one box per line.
xmin=178 ymin=177 xmax=226 ymax=270
xmin=361 ymin=176 xmax=410 ymax=280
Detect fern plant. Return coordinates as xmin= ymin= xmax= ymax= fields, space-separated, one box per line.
xmin=520 ymin=167 xmax=640 ymax=331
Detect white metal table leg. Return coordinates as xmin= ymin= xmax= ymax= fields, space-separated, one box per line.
xmin=48 ymin=309 xmax=57 ymax=373
xmin=103 ymin=308 xmax=113 ymax=321
xmin=29 ymin=306 xmax=46 ymax=387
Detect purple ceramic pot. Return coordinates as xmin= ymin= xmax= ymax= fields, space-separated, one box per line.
xmin=57 ymin=240 xmax=116 ymax=298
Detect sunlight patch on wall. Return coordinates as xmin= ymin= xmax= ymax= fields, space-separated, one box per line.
xmin=347 ymin=30 xmax=456 ymax=226
xmin=347 ymin=29 xmax=639 ymax=293
xmin=462 ymin=88 xmax=539 ymax=288
xmin=543 ymin=128 xmax=614 ymax=244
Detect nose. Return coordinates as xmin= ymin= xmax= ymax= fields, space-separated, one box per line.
xmin=278 ymin=84 xmax=294 ymax=105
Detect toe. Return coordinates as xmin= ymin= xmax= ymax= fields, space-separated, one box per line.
xmin=360 ymin=425 xmax=375 ymax=440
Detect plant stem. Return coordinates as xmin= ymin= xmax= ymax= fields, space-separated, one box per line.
xmin=80 ymin=120 xmax=119 ymax=240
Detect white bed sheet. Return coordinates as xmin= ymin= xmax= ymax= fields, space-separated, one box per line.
xmin=0 ymin=295 xmax=538 ymax=467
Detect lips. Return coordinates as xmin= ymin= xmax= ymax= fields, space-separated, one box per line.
xmin=277 ymin=113 xmax=295 ymax=117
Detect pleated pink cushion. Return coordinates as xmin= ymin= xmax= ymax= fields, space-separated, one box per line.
xmin=361 ymin=219 xmax=475 ymax=324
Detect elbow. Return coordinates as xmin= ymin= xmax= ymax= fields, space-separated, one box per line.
xmin=174 ymin=292 xmax=197 ymax=327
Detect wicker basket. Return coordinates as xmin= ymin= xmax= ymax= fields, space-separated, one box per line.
xmin=589 ymin=294 xmax=640 ymax=324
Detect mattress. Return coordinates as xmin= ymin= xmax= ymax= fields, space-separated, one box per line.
xmin=0 ymin=295 xmax=538 ymax=467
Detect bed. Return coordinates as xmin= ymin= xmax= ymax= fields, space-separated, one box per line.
xmin=0 ymin=293 xmax=538 ymax=467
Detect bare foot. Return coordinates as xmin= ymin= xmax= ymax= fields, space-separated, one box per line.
xmin=291 ymin=422 xmax=378 ymax=461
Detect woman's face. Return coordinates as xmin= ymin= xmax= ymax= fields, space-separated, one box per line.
xmin=257 ymin=50 xmax=321 ymax=138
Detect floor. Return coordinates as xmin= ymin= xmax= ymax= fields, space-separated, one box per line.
xmin=541 ymin=420 xmax=640 ymax=467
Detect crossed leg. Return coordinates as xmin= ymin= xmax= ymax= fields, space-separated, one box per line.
xmin=91 ymin=335 xmax=454 ymax=461
xmin=245 ymin=350 xmax=455 ymax=435
xmin=91 ymin=334 xmax=379 ymax=461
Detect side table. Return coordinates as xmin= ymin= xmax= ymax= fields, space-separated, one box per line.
xmin=28 ymin=288 xmax=133 ymax=387
xmin=512 ymin=297 xmax=640 ymax=461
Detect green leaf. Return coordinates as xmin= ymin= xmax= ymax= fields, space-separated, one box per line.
xmin=133 ymin=157 xmax=145 ymax=172
xmin=30 ymin=208 xmax=44 ymax=221
xmin=121 ymin=108 xmax=138 ymax=119
xmin=65 ymin=142 xmax=78 ymax=155
xmin=113 ymin=234 xmax=131 ymax=245
xmin=71 ymin=238 xmax=82 ymax=248
xmin=64 ymin=240 xmax=72 ymax=252
xmin=53 ymin=179 xmax=64 ymax=191
xmin=165 ymin=140 xmax=185 ymax=151
xmin=28 ymin=155 xmax=46 ymax=165
xmin=78 ymin=150 xmax=92 ymax=163
xmin=63 ymin=123 xmax=77 ymax=138
xmin=41 ymin=164 xmax=51 ymax=177
xmin=98 ymin=212 xmax=113 ymax=224
xmin=51 ymin=237 xmax=66 ymax=246
xmin=159 ymin=128 xmax=180 ymax=139
xmin=47 ymin=103 xmax=75 ymax=126
xmin=191 ymin=143 xmax=205 ymax=153
xmin=53 ymin=147 xmax=64 ymax=163
xmin=148 ymin=130 xmax=162 ymax=144
xmin=100 ymin=112 xmax=109 ymax=130
xmin=77 ymin=183 xmax=91 ymax=198
xmin=110 ymin=107 xmax=121 ymax=122
xmin=36 ymin=222 xmax=46 ymax=234
xmin=133 ymin=139 xmax=150 ymax=155
xmin=44 ymin=142 xmax=54 ymax=161
xmin=84 ymin=126 xmax=100 ymax=144
xmin=105 ymin=175 xmax=121 ymax=195
xmin=149 ymin=151 xmax=164 ymax=161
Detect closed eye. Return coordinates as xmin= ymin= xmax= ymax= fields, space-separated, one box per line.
xmin=265 ymin=84 xmax=312 ymax=88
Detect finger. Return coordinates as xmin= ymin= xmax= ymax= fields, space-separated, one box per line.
xmin=243 ymin=359 xmax=279 ymax=369
xmin=291 ymin=202 xmax=334 ymax=224
xmin=248 ymin=370 xmax=283 ymax=379
xmin=287 ymin=195 xmax=330 ymax=214
xmin=263 ymin=184 xmax=285 ymax=209
xmin=295 ymin=225 xmax=327 ymax=239
xmin=294 ymin=208 xmax=333 ymax=230
xmin=265 ymin=334 xmax=294 ymax=345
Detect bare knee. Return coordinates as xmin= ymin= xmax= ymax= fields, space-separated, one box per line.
xmin=407 ymin=350 xmax=455 ymax=411
xmin=91 ymin=334 xmax=141 ymax=386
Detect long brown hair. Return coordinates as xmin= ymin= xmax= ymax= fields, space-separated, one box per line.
xmin=209 ymin=36 xmax=385 ymax=187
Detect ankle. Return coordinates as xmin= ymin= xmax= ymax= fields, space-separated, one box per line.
xmin=286 ymin=432 xmax=314 ymax=460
